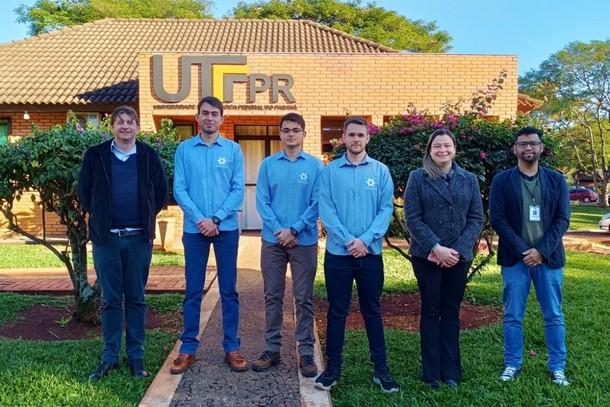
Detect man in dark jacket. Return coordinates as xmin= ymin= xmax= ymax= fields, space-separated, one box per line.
xmin=78 ymin=105 xmax=168 ymax=381
xmin=490 ymin=127 xmax=570 ymax=386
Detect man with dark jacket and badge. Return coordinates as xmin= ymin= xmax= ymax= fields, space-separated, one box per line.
xmin=78 ymin=105 xmax=168 ymax=381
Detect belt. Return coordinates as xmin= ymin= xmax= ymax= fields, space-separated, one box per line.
xmin=111 ymin=229 xmax=144 ymax=238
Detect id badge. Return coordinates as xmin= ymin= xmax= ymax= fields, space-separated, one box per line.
xmin=529 ymin=205 xmax=541 ymax=222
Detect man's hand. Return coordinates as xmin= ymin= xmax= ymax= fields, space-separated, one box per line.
xmin=347 ymin=239 xmax=368 ymax=258
xmin=522 ymin=248 xmax=543 ymax=267
xmin=197 ymin=219 xmax=219 ymax=237
xmin=432 ymin=245 xmax=460 ymax=268
xmin=274 ymin=229 xmax=297 ymax=248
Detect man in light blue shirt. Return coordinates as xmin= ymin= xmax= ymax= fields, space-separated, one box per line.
xmin=315 ymin=116 xmax=399 ymax=394
xmin=251 ymin=113 xmax=323 ymax=378
xmin=171 ymin=96 xmax=247 ymax=374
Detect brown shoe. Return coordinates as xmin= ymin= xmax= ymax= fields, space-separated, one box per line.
xmin=224 ymin=351 xmax=248 ymax=372
xmin=170 ymin=353 xmax=196 ymax=374
xmin=252 ymin=350 xmax=281 ymax=372
xmin=299 ymin=354 xmax=318 ymax=378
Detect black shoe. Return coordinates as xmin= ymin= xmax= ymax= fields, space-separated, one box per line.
xmin=314 ymin=367 xmax=341 ymax=391
xmin=425 ymin=380 xmax=441 ymax=390
xmin=373 ymin=367 xmax=400 ymax=393
xmin=89 ymin=362 xmax=119 ymax=381
xmin=444 ymin=379 xmax=459 ymax=388
xmin=128 ymin=359 xmax=149 ymax=379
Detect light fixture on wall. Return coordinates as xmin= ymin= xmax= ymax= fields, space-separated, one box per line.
xmin=23 ymin=111 xmax=30 ymax=120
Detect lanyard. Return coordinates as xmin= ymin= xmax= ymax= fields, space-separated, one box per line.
xmin=523 ymin=177 xmax=540 ymax=204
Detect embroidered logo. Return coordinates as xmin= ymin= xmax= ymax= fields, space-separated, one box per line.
xmin=217 ymin=156 xmax=227 ymax=167
xmin=298 ymin=172 xmax=309 ymax=183
xmin=366 ymin=178 xmax=376 ymax=188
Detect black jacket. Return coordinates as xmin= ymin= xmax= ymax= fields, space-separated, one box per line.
xmin=404 ymin=165 xmax=484 ymax=262
xmin=77 ymin=139 xmax=168 ymax=245
xmin=489 ymin=166 xmax=569 ymax=268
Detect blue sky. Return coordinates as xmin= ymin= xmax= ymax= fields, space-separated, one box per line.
xmin=2 ymin=0 xmax=609 ymax=75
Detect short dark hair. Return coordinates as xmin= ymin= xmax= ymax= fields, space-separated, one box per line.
xmin=110 ymin=105 xmax=138 ymax=125
xmin=280 ymin=113 xmax=305 ymax=130
xmin=197 ymin=96 xmax=224 ymax=116
xmin=343 ymin=116 xmax=368 ymax=133
xmin=515 ymin=126 xmax=543 ymax=141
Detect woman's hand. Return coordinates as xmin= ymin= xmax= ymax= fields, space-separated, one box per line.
xmin=432 ymin=244 xmax=460 ymax=268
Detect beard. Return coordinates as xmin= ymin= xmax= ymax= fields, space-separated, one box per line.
xmin=519 ymin=150 xmax=542 ymax=163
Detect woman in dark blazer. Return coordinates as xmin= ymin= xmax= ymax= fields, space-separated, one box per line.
xmin=404 ymin=128 xmax=484 ymax=388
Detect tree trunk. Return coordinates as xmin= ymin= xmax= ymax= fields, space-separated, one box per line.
xmin=69 ymin=231 xmax=100 ymax=324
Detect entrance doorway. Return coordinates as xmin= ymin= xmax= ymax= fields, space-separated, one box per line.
xmin=235 ymin=124 xmax=281 ymax=230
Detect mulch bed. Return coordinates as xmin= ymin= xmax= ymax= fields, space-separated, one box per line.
xmin=315 ymin=292 xmax=502 ymax=332
xmin=0 ymin=303 xmax=181 ymax=341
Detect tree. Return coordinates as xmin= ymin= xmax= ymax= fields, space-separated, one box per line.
xmin=0 ymin=117 xmax=178 ymax=323
xmin=229 ymin=0 xmax=451 ymax=52
xmin=15 ymin=0 xmax=213 ymax=35
xmin=520 ymin=40 xmax=610 ymax=206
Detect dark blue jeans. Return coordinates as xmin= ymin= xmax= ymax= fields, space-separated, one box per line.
xmin=92 ymin=234 xmax=152 ymax=364
xmin=324 ymin=251 xmax=387 ymax=370
xmin=180 ymin=230 xmax=240 ymax=354
xmin=412 ymin=256 xmax=470 ymax=383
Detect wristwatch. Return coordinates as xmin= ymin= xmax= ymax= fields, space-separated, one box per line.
xmin=211 ymin=216 xmax=221 ymax=225
xmin=289 ymin=227 xmax=297 ymax=236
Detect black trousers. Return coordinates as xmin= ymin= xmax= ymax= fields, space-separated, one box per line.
xmin=412 ymin=256 xmax=471 ymax=383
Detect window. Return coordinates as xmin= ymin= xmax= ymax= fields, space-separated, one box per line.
xmin=174 ymin=123 xmax=195 ymax=141
xmin=71 ymin=112 xmax=100 ymax=128
xmin=0 ymin=118 xmax=10 ymax=145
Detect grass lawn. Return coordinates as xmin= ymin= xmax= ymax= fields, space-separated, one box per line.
xmin=0 ymin=244 xmax=184 ymax=269
xmin=0 ymin=293 xmax=181 ymax=406
xmin=314 ymin=250 xmax=610 ymax=406
xmin=569 ymin=203 xmax=609 ymax=231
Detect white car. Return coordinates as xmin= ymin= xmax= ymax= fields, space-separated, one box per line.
xmin=599 ymin=213 xmax=610 ymax=231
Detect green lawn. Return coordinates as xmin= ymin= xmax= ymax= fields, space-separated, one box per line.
xmin=569 ymin=203 xmax=609 ymax=231
xmin=314 ymin=251 xmax=610 ymax=406
xmin=0 ymin=244 xmax=184 ymax=269
xmin=0 ymin=293 xmax=181 ymax=407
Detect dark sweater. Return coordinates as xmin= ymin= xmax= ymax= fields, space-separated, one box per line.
xmin=77 ymin=140 xmax=168 ymax=245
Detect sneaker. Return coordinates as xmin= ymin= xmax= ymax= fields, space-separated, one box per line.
xmin=373 ymin=367 xmax=400 ymax=393
xmin=314 ymin=367 xmax=341 ymax=391
xmin=551 ymin=370 xmax=570 ymax=386
xmin=251 ymin=350 xmax=280 ymax=372
xmin=299 ymin=354 xmax=318 ymax=378
xmin=499 ymin=366 xmax=520 ymax=382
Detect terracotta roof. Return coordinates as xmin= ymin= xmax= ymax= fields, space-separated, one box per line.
xmin=517 ymin=93 xmax=544 ymax=114
xmin=0 ymin=18 xmax=396 ymax=106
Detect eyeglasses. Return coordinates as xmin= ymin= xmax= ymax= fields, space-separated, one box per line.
xmin=280 ymin=127 xmax=303 ymax=134
xmin=515 ymin=141 xmax=542 ymax=148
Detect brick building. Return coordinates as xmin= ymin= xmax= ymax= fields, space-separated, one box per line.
xmin=0 ymin=18 xmax=532 ymax=239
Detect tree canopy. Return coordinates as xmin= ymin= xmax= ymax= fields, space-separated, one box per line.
xmin=520 ymin=40 xmax=610 ymax=205
xmin=228 ymin=0 xmax=451 ymax=52
xmin=15 ymin=0 xmax=213 ymax=35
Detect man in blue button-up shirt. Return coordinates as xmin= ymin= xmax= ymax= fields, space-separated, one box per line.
xmin=171 ymin=96 xmax=247 ymax=374
xmin=251 ymin=113 xmax=323 ymax=377
xmin=315 ymin=116 xmax=399 ymax=393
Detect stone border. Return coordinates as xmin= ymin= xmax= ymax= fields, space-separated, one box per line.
xmin=139 ymin=277 xmax=220 ymax=407
xmin=297 ymin=316 xmax=332 ymax=407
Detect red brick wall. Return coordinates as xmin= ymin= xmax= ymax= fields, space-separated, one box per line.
xmin=0 ymin=111 xmax=67 ymax=138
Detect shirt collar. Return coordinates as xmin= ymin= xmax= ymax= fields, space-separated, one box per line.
xmin=338 ymin=153 xmax=371 ymax=167
xmin=194 ymin=133 xmax=224 ymax=147
xmin=111 ymin=140 xmax=137 ymax=161
xmin=276 ymin=149 xmax=305 ymax=161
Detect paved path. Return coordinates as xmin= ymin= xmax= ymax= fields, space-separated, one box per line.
xmin=171 ymin=267 xmax=302 ymax=407
xmin=0 ymin=266 xmax=203 ymax=294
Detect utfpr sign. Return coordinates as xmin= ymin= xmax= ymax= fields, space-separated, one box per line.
xmin=152 ymin=55 xmax=295 ymax=104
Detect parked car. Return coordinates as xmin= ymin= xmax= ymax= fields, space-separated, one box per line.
xmin=569 ymin=186 xmax=599 ymax=203
xmin=599 ymin=213 xmax=610 ymax=231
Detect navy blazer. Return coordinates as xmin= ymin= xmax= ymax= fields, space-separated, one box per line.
xmin=404 ymin=165 xmax=484 ymax=262
xmin=489 ymin=166 xmax=569 ymax=268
